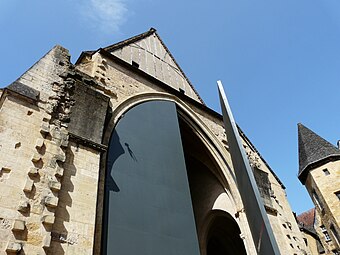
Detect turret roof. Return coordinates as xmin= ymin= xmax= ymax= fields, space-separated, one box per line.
xmin=298 ymin=123 xmax=340 ymax=183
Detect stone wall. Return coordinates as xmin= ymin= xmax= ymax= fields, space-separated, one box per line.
xmin=306 ymin=160 xmax=340 ymax=253
xmin=0 ymin=46 xmax=103 ymax=254
xmin=0 ymin=41 xmax=315 ymax=254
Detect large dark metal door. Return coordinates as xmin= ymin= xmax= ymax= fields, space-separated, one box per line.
xmin=103 ymin=100 xmax=200 ymax=255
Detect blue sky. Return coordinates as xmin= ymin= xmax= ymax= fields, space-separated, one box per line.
xmin=1 ymin=0 xmax=340 ymax=214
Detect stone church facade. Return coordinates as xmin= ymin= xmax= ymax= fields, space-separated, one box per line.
xmin=0 ymin=28 xmax=310 ymax=254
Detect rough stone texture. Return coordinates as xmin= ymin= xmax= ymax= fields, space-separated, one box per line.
xmin=0 ymin=45 xmax=100 ymax=254
xmin=0 ymin=31 xmax=316 ymax=254
xmin=68 ymin=81 xmax=109 ymax=145
xmin=304 ymin=160 xmax=340 ymax=253
xmin=76 ymin=44 xmax=309 ymax=254
xmin=11 ymin=45 xmax=71 ymax=102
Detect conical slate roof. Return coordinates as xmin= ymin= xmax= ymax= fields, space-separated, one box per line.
xmin=298 ymin=123 xmax=340 ymax=183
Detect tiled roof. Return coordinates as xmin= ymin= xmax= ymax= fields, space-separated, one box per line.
xmin=297 ymin=208 xmax=315 ymax=231
xmin=298 ymin=123 xmax=340 ymax=184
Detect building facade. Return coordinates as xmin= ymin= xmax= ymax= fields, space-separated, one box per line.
xmin=0 ymin=29 xmax=309 ymax=254
xmin=298 ymin=124 xmax=340 ymax=254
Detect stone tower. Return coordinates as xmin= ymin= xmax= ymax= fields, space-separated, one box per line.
xmin=298 ymin=123 xmax=340 ymax=253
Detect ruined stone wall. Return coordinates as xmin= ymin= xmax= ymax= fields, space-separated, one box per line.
xmin=0 ymin=46 xmax=102 ymax=254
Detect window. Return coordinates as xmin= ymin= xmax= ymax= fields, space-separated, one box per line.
xmin=321 ymin=225 xmax=331 ymax=242
xmin=332 ymin=250 xmax=339 ymax=255
xmin=324 ymin=231 xmax=332 ymax=242
xmin=323 ymin=168 xmax=330 ymax=175
xmin=303 ymin=238 xmax=308 ymax=246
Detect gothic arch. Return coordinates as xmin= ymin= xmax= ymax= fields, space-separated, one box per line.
xmin=94 ymin=92 xmax=251 ymax=254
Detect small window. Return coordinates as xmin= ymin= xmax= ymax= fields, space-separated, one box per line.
xmin=304 ymin=238 xmax=308 ymax=246
xmin=332 ymin=250 xmax=339 ymax=255
xmin=287 ymin=222 xmax=292 ymax=230
xmin=323 ymin=168 xmax=330 ymax=175
xmin=287 ymin=234 xmax=291 ymax=239
xmin=324 ymin=231 xmax=332 ymax=242
xmin=321 ymin=225 xmax=332 ymax=242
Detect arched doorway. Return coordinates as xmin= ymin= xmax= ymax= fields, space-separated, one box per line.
xmin=102 ymin=99 xmax=247 ymax=254
xmin=178 ymin=115 xmax=247 ymax=255
xmin=206 ymin=211 xmax=247 ymax=255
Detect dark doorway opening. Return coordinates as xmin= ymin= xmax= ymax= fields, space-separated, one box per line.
xmin=206 ymin=212 xmax=247 ymax=255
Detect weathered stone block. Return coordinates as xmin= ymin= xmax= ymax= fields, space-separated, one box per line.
xmin=17 ymin=200 xmax=30 ymax=212
xmin=12 ymin=219 xmax=25 ymax=231
xmin=6 ymin=242 xmax=22 ymax=252
xmin=49 ymin=180 xmax=61 ymax=191
xmin=40 ymin=122 xmax=50 ymax=134
xmin=31 ymin=152 xmax=42 ymax=163
xmin=42 ymin=215 xmax=55 ymax=225
xmin=23 ymin=178 xmax=34 ymax=192
xmin=43 ymin=234 xmax=52 ymax=248
xmin=45 ymin=196 xmax=58 ymax=208
xmin=35 ymin=138 xmax=45 ymax=150
xmin=55 ymin=166 xmax=64 ymax=177
xmin=28 ymin=167 xmax=39 ymax=176
xmin=56 ymin=151 xmax=66 ymax=162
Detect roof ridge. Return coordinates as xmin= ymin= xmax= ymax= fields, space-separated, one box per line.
xmin=103 ymin=28 xmax=157 ymax=52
